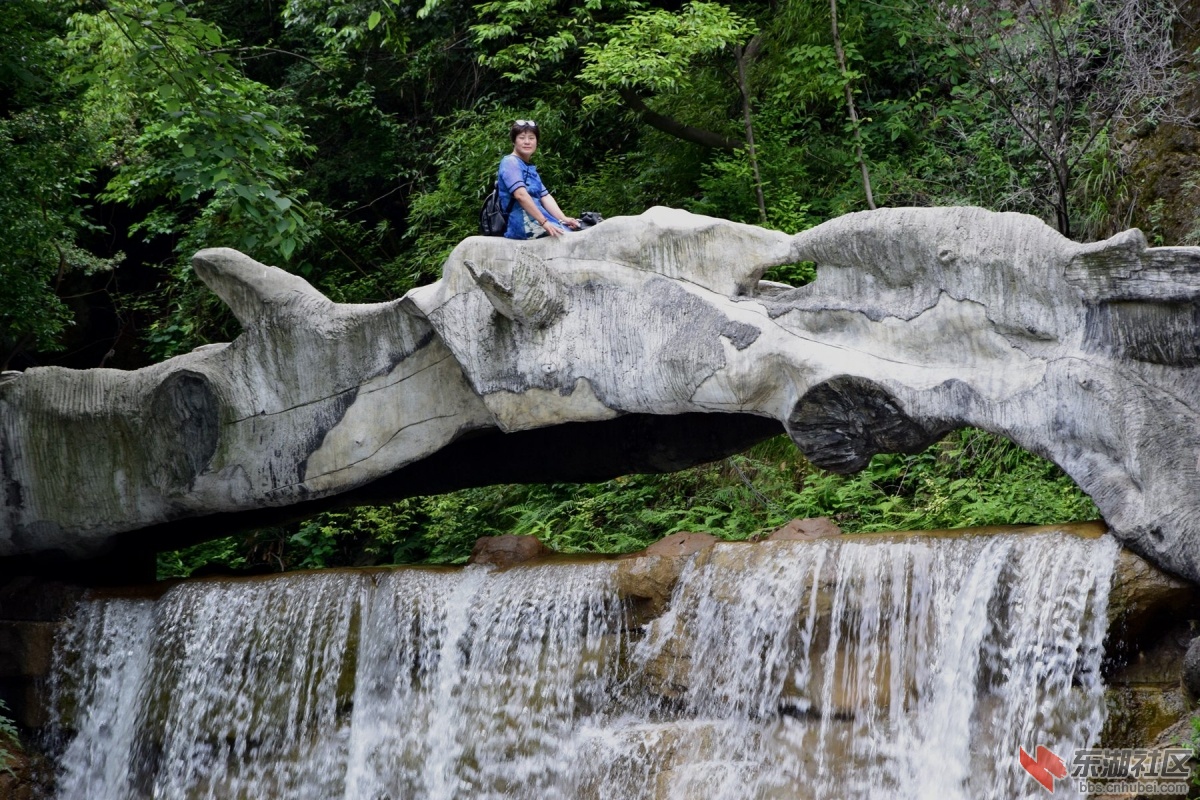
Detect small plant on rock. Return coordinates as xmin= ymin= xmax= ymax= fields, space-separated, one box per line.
xmin=0 ymin=698 xmax=21 ymax=777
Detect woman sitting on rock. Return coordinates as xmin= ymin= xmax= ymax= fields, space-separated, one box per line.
xmin=498 ymin=120 xmax=580 ymax=239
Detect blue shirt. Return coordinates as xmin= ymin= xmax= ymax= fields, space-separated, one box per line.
xmin=497 ymin=154 xmax=564 ymax=239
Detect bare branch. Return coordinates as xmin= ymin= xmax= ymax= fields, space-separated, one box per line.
xmin=616 ymin=88 xmax=745 ymax=150
xmin=941 ymin=0 xmax=1187 ymax=235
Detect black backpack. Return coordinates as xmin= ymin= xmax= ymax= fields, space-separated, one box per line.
xmin=479 ymin=181 xmax=515 ymax=236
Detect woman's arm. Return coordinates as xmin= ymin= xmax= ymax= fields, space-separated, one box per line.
xmin=512 ymin=187 xmax=569 ymax=238
xmin=541 ymin=194 xmax=579 ymax=230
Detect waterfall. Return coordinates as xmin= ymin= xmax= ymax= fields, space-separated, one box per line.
xmin=47 ymin=532 xmax=1118 ymax=800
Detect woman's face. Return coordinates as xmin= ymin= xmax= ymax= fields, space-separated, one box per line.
xmin=513 ymin=130 xmax=538 ymax=161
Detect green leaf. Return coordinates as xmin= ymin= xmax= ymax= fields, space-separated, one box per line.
xmin=367 ymin=11 xmax=382 ymax=30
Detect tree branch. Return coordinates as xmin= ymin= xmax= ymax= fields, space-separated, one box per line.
xmin=830 ymin=0 xmax=876 ymax=209
xmin=734 ymin=42 xmax=768 ymax=223
xmin=617 ymin=88 xmax=744 ymax=151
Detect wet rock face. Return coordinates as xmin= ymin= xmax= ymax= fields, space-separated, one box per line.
xmin=0 ymin=750 xmax=45 ymax=800
xmin=5 ymin=206 xmax=1200 ymax=584
xmin=1182 ymin=637 xmax=1200 ymax=704
xmin=766 ymin=517 xmax=842 ymax=541
xmin=1108 ymin=549 xmax=1197 ymax=655
xmin=468 ymin=534 xmax=552 ymax=569
xmin=638 ymin=532 xmax=720 ymax=558
xmin=610 ymin=525 xmax=1198 ymax=756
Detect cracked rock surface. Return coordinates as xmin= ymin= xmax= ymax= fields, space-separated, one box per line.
xmin=3 ymin=206 xmax=1200 ymax=581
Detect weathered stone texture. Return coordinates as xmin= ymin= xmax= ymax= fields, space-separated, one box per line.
xmin=467 ymin=534 xmax=553 ymax=569
xmin=4 ymin=206 xmax=1200 ymax=584
xmin=767 ymin=517 xmax=842 ymax=541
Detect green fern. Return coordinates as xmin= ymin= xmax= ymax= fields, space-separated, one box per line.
xmin=158 ymin=428 xmax=1099 ymax=574
xmin=0 ymin=698 xmax=21 ymax=778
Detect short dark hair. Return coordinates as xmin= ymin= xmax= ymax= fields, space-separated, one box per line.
xmin=510 ymin=119 xmax=539 ymax=142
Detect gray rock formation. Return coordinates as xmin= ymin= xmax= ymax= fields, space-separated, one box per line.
xmin=3 ymin=206 xmax=1200 ymax=581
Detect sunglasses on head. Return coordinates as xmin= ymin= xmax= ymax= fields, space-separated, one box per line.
xmin=514 ymin=119 xmax=538 ymax=128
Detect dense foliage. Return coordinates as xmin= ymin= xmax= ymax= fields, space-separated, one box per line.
xmin=157 ymin=429 xmax=1099 ymax=576
xmin=0 ymin=698 xmax=19 ymax=777
xmin=0 ymin=0 xmax=1183 ymax=576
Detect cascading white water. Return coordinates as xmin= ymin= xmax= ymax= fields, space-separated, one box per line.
xmin=48 ymin=532 xmax=1118 ymax=800
xmin=590 ymin=533 xmax=1118 ymax=800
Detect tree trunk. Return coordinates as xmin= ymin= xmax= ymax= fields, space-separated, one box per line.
xmin=830 ymin=0 xmax=876 ymax=210
xmin=735 ymin=39 xmax=768 ymax=225
xmin=1056 ymin=157 xmax=1072 ymax=238
xmin=617 ymin=88 xmax=744 ymax=151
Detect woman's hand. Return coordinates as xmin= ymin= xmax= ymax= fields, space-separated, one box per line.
xmin=540 ymin=195 xmax=577 ymax=233
xmin=541 ymin=217 xmax=579 ymax=237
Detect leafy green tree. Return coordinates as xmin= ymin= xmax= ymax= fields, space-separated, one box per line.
xmin=63 ymin=1 xmax=312 ymax=261
xmin=686 ymin=0 xmax=949 ymax=224
xmin=944 ymin=0 xmax=1184 ymax=237
xmin=0 ymin=0 xmax=120 ymax=368
xmin=2 ymin=0 xmax=321 ymax=365
xmin=827 ymin=0 xmax=875 ymax=208
xmin=467 ymin=0 xmax=642 ymax=83
xmin=580 ymin=2 xmax=756 ymax=149
xmin=579 ymin=2 xmax=770 ymax=218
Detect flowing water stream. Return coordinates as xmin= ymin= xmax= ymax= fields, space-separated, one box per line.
xmin=46 ymin=532 xmax=1119 ymax=799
